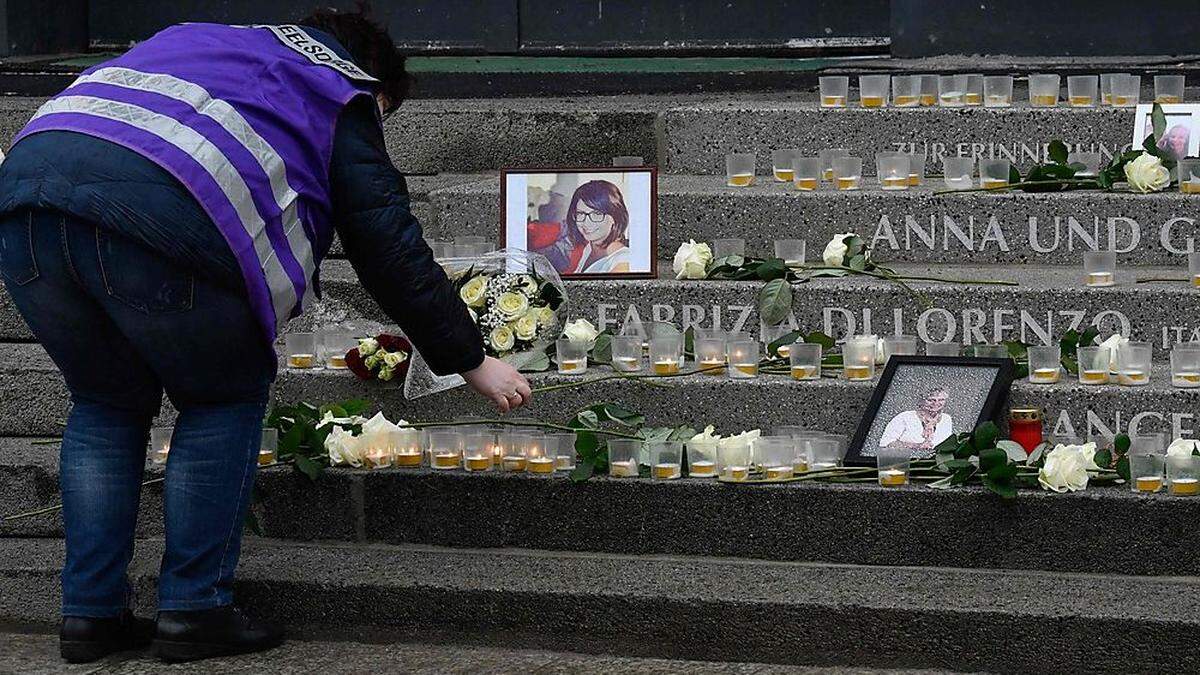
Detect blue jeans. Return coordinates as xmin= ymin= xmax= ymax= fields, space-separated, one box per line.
xmin=0 ymin=209 xmax=276 ymax=616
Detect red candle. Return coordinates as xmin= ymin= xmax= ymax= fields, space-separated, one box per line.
xmin=1009 ymin=407 xmax=1044 ymax=455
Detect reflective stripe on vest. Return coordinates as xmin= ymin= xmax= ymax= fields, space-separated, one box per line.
xmin=69 ymin=66 xmax=316 ymax=310
xmin=27 ymin=94 xmax=298 ymax=327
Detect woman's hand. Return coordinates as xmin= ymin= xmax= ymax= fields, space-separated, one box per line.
xmin=462 ymin=356 xmax=533 ymax=413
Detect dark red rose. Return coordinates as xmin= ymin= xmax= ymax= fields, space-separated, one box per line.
xmin=345 ymin=347 xmax=373 ymax=380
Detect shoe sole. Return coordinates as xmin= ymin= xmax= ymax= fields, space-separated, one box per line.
xmin=152 ymin=637 xmax=284 ymax=663
xmin=60 ymin=640 xmax=113 ymax=664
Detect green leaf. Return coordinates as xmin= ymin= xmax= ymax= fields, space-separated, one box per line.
xmin=934 ymin=432 xmax=965 ymax=455
xmin=804 ymin=331 xmax=836 ymax=350
xmin=1143 ymin=135 xmax=1162 ymax=158
xmin=953 ymin=437 xmax=976 ymax=460
xmin=1152 ymin=103 xmax=1168 ymax=140
xmin=575 ymin=431 xmax=600 ymax=462
xmin=293 ymin=454 xmax=323 ymax=481
xmin=580 ymin=402 xmax=645 ymax=428
xmin=572 ymin=410 xmax=600 ymax=430
xmin=758 ymin=278 xmax=792 ymax=326
xmin=974 ymin=421 xmax=1000 ymax=450
xmin=848 ymin=254 xmax=867 ymax=271
xmin=767 ymin=330 xmax=802 ymax=358
xmin=517 ymin=351 xmax=551 ymax=372
xmin=1008 ymin=164 xmax=1023 ymax=184
xmin=1115 ymin=455 xmax=1131 ymax=481
xmin=755 ymin=258 xmax=788 ymax=281
xmin=1048 ymin=140 xmax=1069 ymax=165
xmin=996 ymin=440 xmax=1029 ymax=463
xmin=1061 ymin=355 xmax=1079 ymax=376
xmin=983 ymin=463 xmax=1018 ymax=498
xmin=927 ymin=475 xmax=956 ymax=490
xmin=978 ymin=447 xmax=1008 ymax=473
xmin=569 ymin=459 xmax=595 ymax=483
xmin=1094 ymin=448 xmax=1112 ymax=469
xmin=1114 ymin=434 xmax=1131 ymax=455
xmin=591 ymin=332 xmax=613 ymax=364
xmin=950 ymin=465 xmax=976 ymax=485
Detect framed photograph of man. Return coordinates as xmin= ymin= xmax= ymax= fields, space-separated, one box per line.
xmin=1131 ymin=104 xmax=1200 ymax=162
xmin=501 ymin=167 xmax=657 ymax=279
xmin=844 ymin=356 xmax=1014 ymax=466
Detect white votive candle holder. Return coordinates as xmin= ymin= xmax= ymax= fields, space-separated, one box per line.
xmin=881 ymin=335 xmax=918 ymax=364
xmin=428 ymin=429 xmax=463 ymax=471
xmin=1067 ymin=75 xmax=1098 ymax=107
xmin=1180 ymin=159 xmax=1200 ymax=195
xmin=1028 ymin=346 xmax=1062 ymax=384
xmin=819 ymin=148 xmax=850 ymax=182
xmin=1190 ymin=251 xmax=1200 ymax=286
xmin=774 ymin=239 xmax=806 ymax=265
xmin=843 ymin=335 xmax=876 ymax=381
xmin=1076 ymin=346 xmax=1110 ymax=385
xmin=919 ymin=74 xmax=938 ymax=106
xmin=686 ymin=438 xmax=719 ymax=478
xmin=695 ymin=336 xmax=727 ymax=376
xmin=984 ymin=75 xmax=1013 ymax=107
xmin=610 ymin=335 xmax=643 ymax=372
xmin=1168 ymin=454 xmax=1200 ymax=496
xmin=1171 ymin=347 xmax=1200 ymax=388
xmin=556 ymin=337 xmax=588 ymax=375
xmin=259 ymin=428 xmax=279 ymax=466
xmin=649 ymin=441 xmax=683 ymax=480
xmin=650 ymin=335 xmax=684 ymax=375
xmin=727 ymin=339 xmax=759 ymax=379
xmin=858 ymin=74 xmax=889 ymax=107
xmin=285 ymin=332 xmax=318 ymax=369
xmin=925 ymin=342 xmax=960 ymax=357
xmin=789 ymin=343 xmax=822 ymax=380
xmin=907 ymin=152 xmax=927 ymax=186
xmin=819 ymin=76 xmax=849 ymax=107
xmin=937 ymin=74 xmax=967 ymax=107
xmin=1130 ymin=452 xmax=1165 ymax=493
xmin=942 ymin=156 xmax=975 ymax=190
xmin=525 ymin=433 xmax=555 ymax=475
xmin=461 ymin=431 xmax=493 ymax=472
xmin=393 ymin=428 xmax=425 ymax=468
xmin=1117 ymin=341 xmax=1152 ymax=386
xmin=1155 ymin=75 xmax=1185 ymax=104
xmin=1068 ymin=151 xmax=1101 ymax=177
xmin=772 ymin=149 xmax=801 ymax=182
xmin=891 ymin=75 xmax=921 ymax=107
xmin=717 ymin=438 xmax=752 ymax=481
xmin=876 ymin=153 xmax=911 ymax=190
xmin=320 ymin=329 xmax=357 ymax=369
xmin=725 ymin=152 xmax=756 ymax=187
xmin=792 ymin=157 xmax=822 ymax=191
xmin=712 ymin=237 xmax=746 ymax=260
xmin=1029 ymin=74 xmax=1061 ymax=107
xmin=832 ymin=156 xmax=862 ymax=191
xmin=756 ymin=437 xmax=796 ymax=480
xmin=607 ymin=438 xmax=641 ymax=478
xmin=1083 ymin=250 xmax=1116 ymax=287
xmin=877 ymin=446 xmax=910 ymax=487
xmin=979 ymin=159 xmax=1011 ymax=190
xmin=1112 ymin=74 xmax=1140 ymax=107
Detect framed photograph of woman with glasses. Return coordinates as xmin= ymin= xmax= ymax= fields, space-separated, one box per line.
xmin=501 ymin=167 xmax=657 ymax=279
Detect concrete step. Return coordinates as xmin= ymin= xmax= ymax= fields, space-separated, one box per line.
xmin=426 ymin=174 xmax=1200 ymax=265
xmin=320 ymin=260 xmax=1200 ymax=359
xmin=2 ymin=93 xmax=1143 ymax=175
xmin=5 ymin=439 xmax=1198 ymax=577
xmin=0 ymin=631 xmax=954 ymax=675
xmin=4 ymin=537 xmax=1199 ymax=673
xmin=0 ymin=340 xmax=1193 ymax=441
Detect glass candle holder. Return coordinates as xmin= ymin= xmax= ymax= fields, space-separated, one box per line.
xmin=1068 ymin=151 xmax=1101 ymax=177
xmin=789 ymin=343 xmax=822 ymax=380
xmin=1028 ymin=346 xmax=1062 ymax=384
xmin=712 ymin=238 xmax=746 ymax=260
xmin=876 ymin=153 xmax=911 ymax=191
xmin=496 ymin=432 xmax=528 ymax=472
xmin=695 ymin=336 xmax=727 ymax=376
xmin=1133 ymin=433 xmax=1169 ymax=457
xmin=790 ymin=157 xmax=821 ymax=191
xmin=525 ymin=433 xmax=556 ymax=475
xmin=361 ymin=429 xmax=395 ymax=470
xmin=1154 ymin=75 xmax=1185 ymax=104
xmin=686 ymin=438 xmax=718 ymax=478
xmin=607 ymin=438 xmax=641 ymax=478
xmin=725 ymin=153 xmax=756 ymax=187
xmin=756 ymin=437 xmax=796 ymax=480
xmin=1028 ymin=74 xmax=1061 ymax=107
xmin=774 ymin=239 xmax=806 ymax=265
xmin=819 ymin=76 xmax=849 ymax=107
xmin=717 ymin=438 xmax=751 ymax=481
xmin=393 ymin=428 xmax=425 ymax=467
xmin=763 ymin=324 xmax=794 ymax=358
xmin=984 ymin=75 xmax=1014 ymax=107
xmin=258 ymin=428 xmax=279 ymax=466
xmin=461 ymin=431 xmax=493 ymax=472
xmin=610 ymin=334 xmax=643 ymax=373
xmin=1130 ymin=452 xmax=1166 ymax=493
xmin=650 ymin=334 xmax=684 ymax=375
xmin=843 ymin=335 xmax=876 ymax=381
xmin=556 ymin=337 xmax=588 ymax=375
xmin=285 ymin=332 xmax=318 ymax=369
xmin=649 ymin=441 xmax=683 ymax=480
xmin=918 ymin=74 xmax=938 ymax=106
xmin=1117 ymin=341 xmax=1152 ymax=386
xmin=891 ymin=75 xmax=921 ymax=107
xmin=881 ymin=335 xmax=918 ymax=364
xmin=832 ymin=156 xmax=862 ymax=191
xmin=979 ymin=159 xmax=1011 ymax=190
xmin=819 ymin=148 xmax=851 ymax=182
xmin=942 ymin=156 xmax=975 ymax=190
xmin=772 ymin=149 xmax=801 ymax=182
xmin=858 ymin=74 xmax=889 ymax=107
xmin=1100 ymin=73 xmax=1121 ymax=105
xmin=937 ymin=74 xmax=967 ymax=107
xmin=150 ymin=426 xmax=173 ymax=465
xmin=1112 ymin=74 xmax=1141 ymax=107
xmin=428 ymin=429 xmax=462 ymax=470
xmin=925 ymin=342 xmax=960 ymax=357
xmin=549 ymin=432 xmax=577 ymax=471
xmin=1190 ymin=251 xmax=1200 ymax=286
xmin=321 ymin=329 xmax=357 ymax=369
xmin=906 ymin=152 xmax=927 ymax=186
xmin=806 ymin=437 xmax=841 ymax=471
xmin=1171 ymin=347 xmax=1200 ymax=388
xmin=877 ymin=446 xmax=910 ymax=487
xmin=964 ymin=74 xmax=984 ymax=105
xmin=1083 ymin=250 xmax=1116 ymax=287
xmin=1067 ymin=75 xmax=1098 ymax=107
xmin=1179 ymin=159 xmax=1200 ymax=195
xmin=1076 ymin=346 xmax=1110 ymax=385
xmin=1167 ymin=454 xmax=1200 ymax=496
xmin=973 ymin=343 xmax=1009 ymax=358
xmin=727 ymin=339 xmax=759 ymax=379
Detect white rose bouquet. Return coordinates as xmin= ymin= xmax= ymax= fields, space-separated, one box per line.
xmin=405 ymin=248 xmax=568 ymax=399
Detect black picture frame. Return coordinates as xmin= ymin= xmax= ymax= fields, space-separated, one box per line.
xmin=843 ymin=356 xmax=1015 ymax=467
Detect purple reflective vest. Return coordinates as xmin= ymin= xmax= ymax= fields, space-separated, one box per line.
xmin=12 ymin=23 xmax=377 ymax=342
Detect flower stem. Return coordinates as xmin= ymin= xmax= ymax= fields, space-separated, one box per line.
xmin=402 ymin=418 xmax=642 ymax=440
xmin=930 ymin=178 xmax=1102 ymax=196
xmin=1136 ymin=277 xmax=1188 ymax=284
xmin=530 ymin=363 xmax=728 ymax=395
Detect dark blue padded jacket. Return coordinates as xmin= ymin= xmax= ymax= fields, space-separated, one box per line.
xmin=0 ymin=31 xmax=484 ymax=376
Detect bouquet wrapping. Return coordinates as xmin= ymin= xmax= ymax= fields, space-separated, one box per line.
xmin=404 ymin=248 xmax=567 ymax=398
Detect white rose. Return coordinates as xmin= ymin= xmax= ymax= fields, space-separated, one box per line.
xmin=563 ymin=318 xmax=600 ymax=347
xmin=317 ymin=411 xmax=368 ymax=429
xmin=718 ymin=429 xmax=761 ymax=450
xmin=1038 ymin=442 xmax=1099 ymax=493
xmin=823 ymin=232 xmax=857 ymax=267
xmin=1094 ymin=334 xmax=1128 ymax=371
xmin=496 ymin=292 xmax=530 ymax=321
xmin=490 ymin=325 xmax=516 ymax=352
xmin=357 ymin=337 xmax=379 ymax=357
xmin=690 ymin=425 xmax=722 ymax=445
xmin=381 ymin=350 xmax=407 ymax=369
xmin=1167 ymin=439 xmax=1200 ymax=457
xmin=364 ymin=353 xmax=381 ymax=370
xmin=672 ymin=239 xmax=713 ymax=280
xmin=514 ymin=313 xmax=539 ymax=341
xmin=873 ymin=336 xmax=886 ymax=365
xmin=1124 ymin=153 xmax=1171 ymax=193
xmin=377 ymin=365 xmax=395 ymax=381
xmin=537 ymin=306 xmax=557 ymax=327
xmin=325 ymin=426 xmax=363 ymax=467
xmin=459 ymin=275 xmax=489 ymax=308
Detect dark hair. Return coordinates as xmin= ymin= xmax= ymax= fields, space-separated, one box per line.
xmin=299 ymin=2 xmax=408 ymax=111
xmin=565 ymin=180 xmax=630 ymax=249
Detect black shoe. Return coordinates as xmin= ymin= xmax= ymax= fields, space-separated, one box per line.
xmin=60 ymin=609 xmax=156 ymax=663
xmin=152 ymin=605 xmax=284 ymax=663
